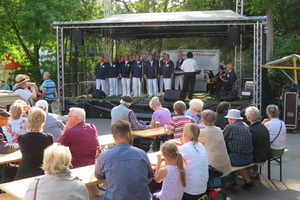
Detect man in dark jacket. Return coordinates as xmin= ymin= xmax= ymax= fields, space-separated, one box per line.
xmin=245 ymin=106 xmax=270 ymax=179
xmin=95 ymin=56 xmax=108 ymax=94
xmin=144 ymin=54 xmax=159 ymax=97
xmin=160 ymin=54 xmax=174 ymax=90
xmin=119 ymin=55 xmax=132 ymax=95
xmin=130 ymin=54 xmax=143 ymax=97
xmin=0 ymin=108 xmax=19 ymax=154
xmin=106 ymin=57 xmax=118 ymax=97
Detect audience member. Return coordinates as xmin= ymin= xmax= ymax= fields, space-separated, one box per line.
xmin=13 ymin=74 xmax=36 ymax=106
xmin=153 ymin=142 xmax=186 ymax=200
xmin=245 ymin=106 xmax=270 ymax=179
xmin=186 ymin=98 xmax=205 ymax=128
xmin=0 ymin=108 xmax=19 ymax=154
xmin=13 ymin=100 xmax=31 ymax=117
xmin=36 ymin=100 xmax=64 ymax=142
xmin=149 ymin=96 xmax=171 ymax=151
xmin=166 ymin=101 xmax=194 ymax=139
xmin=223 ymin=109 xmax=253 ymax=192
xmin=15 ymin=107 xmax=53 ymax=180
xmin=42 ymin=72 xmax=59 ymax=113
xmin=95 ymin=120 xmax=154 ymax=200
xmin=215 ymin=101 xmax=231 ymax=129
xmin=111 ymin=95 xmax=153 ymax=152
xmin=58 ymin=107 xmax=100 ymax=168
xmin=262 ymin=104 xmax=286 ymax=158
xmin=199 ymin=110 xmax=231 ymax=176
xmin=179 ymin=123 xmax=208 ymax=199
xmin=24 ymin=145 xmax=88 ymax=200
xmin=3 ymin=103 xmax=27 ymax=144
xmin=0 ymin=80 xmax=11 ymax=90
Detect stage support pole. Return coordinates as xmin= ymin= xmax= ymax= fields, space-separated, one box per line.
xmin=292 ymin=56 xmax=298 ymax=85
xmin=56 ymin=26 xmax=65 ymax=112
xmin=234 ymin=29 xmax=243 ymax=93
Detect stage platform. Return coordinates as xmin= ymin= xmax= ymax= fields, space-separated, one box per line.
xmin=64 ymin=92 xmax=251 ymax=120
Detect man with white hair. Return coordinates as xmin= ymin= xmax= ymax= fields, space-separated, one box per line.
xmin=42 ymin=72 xmax=58 ymax=113
xmin=111 ymin=95 xmax=153 ymax=152
xmin=36 ymin=100 xmax=65 ymax=142
xmin=186 ymin=98 xmax=204 ymax=127
xmin=57 ymin=107 xmax=100 ymax=168
xmin=223 ymin=109 xmax=254 ymax=192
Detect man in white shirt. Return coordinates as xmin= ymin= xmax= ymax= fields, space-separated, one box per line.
xmin=180 ymin=52 xmax=198 ymax=100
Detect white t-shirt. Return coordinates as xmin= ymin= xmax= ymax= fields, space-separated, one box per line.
xmin=181 ymin=58 xmax=197 ymax=72
xmin=13 ymin=88 xmax=32 ymax=105
xmin=178 ymin=141 xmax=208 ymax=195
xmin=264 ymin=118 xmax=286 ymax=150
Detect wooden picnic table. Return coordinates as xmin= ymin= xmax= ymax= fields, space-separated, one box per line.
xmin=131 ymin=127 xmax=167 ymax=139
xmin=98 ymin=134 xmax=115 ymax=147
xmin=0 ymin=164 xmax=105 ymax=200
xmin=0 ymin=92 xmax=19 ymax=106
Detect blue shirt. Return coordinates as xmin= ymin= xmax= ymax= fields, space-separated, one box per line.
xmin=42 ymin=79 xmax=56 ymax=101
xmin=120 ymin=61 xmax=132 ymax=78
xmin=131 ymin=61 xmax=143 ymax=78
xmin=95 ymin=142 xmax=153 ymax=200
xmin=95 ymin=62 xmax=107 ymax=80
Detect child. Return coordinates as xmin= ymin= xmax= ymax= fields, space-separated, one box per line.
xmin=153 ymin=142 xmax=186 ymax=200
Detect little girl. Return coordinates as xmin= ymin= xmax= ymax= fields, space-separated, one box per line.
xmin=153 ymin=142 xmax=186 ymax=200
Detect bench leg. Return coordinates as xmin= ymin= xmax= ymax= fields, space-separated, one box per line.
xmin=221 ymin=177 xmax=227 ymax=200
xmin=279 ymin=156 xmax=282 ymax=182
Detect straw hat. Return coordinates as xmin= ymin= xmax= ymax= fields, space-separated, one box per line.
xmin=15 ymin=74 xmax=30 ymax=86
xmin=225 ymin=109 xmax=243 ymax=120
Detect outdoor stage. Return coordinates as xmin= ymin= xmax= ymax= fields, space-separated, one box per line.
xmin=64 ymin=92 xmax=251 ymax=120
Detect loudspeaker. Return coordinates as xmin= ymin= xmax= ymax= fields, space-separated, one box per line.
xmin=218 ymin=90 xmax=238 ymax=101
xmin=228 ymin=27 xmax=240 ymax=46
xmin=72 ymin=30 xmax=84 ymax=46
xmin=163 ymin=90 xmax=184 ymax=101
xmin=283 ymin=92 xmax=298 ymax=129
xmin=93 ymin=89 xmax=106 ymax=99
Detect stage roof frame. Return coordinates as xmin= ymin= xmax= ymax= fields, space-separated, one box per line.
xmin=53 ymin=10 xmax=267 ymax=114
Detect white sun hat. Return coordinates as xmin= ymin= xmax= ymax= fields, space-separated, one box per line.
xmin=225 ymin=109 xmax=243 ymax=120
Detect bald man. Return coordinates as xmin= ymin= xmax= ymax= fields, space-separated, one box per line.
xmin=42 ymin=72 xmax=58 ymax=113
xmin=222 ymin=64 xmax=237 ymax=91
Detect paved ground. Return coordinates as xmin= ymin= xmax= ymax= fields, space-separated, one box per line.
xmin=86 ymin=118 xmax=300 ymax=200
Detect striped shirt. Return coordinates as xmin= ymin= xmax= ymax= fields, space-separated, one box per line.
xmin=42 ymin=79 xmax=56 ymax=101
xmin=168 ymin=114 xmax=194 ymax=138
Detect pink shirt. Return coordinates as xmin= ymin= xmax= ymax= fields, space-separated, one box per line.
xmin=58 ymin=122 xmax=100 ymax=168
xmin=152 ymin=107 xmax=171 ymax=126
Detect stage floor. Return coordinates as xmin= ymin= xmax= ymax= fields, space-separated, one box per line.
xmin=65 ymin=92 xmax=251 ymax=119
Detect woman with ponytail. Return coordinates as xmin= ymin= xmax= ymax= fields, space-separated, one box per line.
xmin=179 ymin=123 xmax=208 ymax=200
xmin=153 ymin=142 xmax=186 ymax=200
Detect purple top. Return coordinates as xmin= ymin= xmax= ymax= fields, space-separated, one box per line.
xmin=152 ymin=107 xmax=171 ymax=126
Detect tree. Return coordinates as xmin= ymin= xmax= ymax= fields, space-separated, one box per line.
xmin=0 ymin=0 xmax=102 ymax=82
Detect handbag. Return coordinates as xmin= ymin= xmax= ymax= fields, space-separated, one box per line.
xmin=34 ymin=179 xmax=40 ymax=200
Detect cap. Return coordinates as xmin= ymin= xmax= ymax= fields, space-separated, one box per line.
xmin=0 ymin=108 xmax=11 ymax=118
xmin=121 ymin=95 xmax=133 ymax=104
xmin=36 ymin=100 xmax=48 ymax=109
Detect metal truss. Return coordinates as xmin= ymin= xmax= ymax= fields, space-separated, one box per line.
xmin=234 ymin=33 xmax=243 ymax=93
xmin=253 ymin=22 xmax=264 ymax=113
xmin=56 ymin=27 xmax=65 ymax=112
xmin=104 ymin=0 xmax=112 ymax=18
xmin=236 ymin=0 xmax=244 ymax=15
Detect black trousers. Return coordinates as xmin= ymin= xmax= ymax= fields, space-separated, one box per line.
xmin=181 ymin=72 xmax=196 ymax=100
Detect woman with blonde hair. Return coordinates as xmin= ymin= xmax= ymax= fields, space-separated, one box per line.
xmin=24 ymin=145 xmax=88 ymax=200
xmin=153 ymin=142 xmax=186 ymax=200
xmin=14 ymin=107 xmax=53 ymax=180
xmin=199 ymin=110 xmax=231 ymax=176
xmin=178 ymin=123 xmax=208 ymax=200
xmin=3 ymin=103 xmax=28 ymax=144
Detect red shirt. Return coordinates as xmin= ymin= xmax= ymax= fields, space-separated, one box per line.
xmin=58 ymin=122 xmax=100 ymax=168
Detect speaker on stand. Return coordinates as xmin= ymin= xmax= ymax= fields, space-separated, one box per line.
xmin=228 ymin=26 xmax=240 ymax=46
xmin=72 ymin=30 xmax=84 ymax=46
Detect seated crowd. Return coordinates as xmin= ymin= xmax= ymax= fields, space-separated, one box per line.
xmin=0 ymin=95 xmax=287 ymax=200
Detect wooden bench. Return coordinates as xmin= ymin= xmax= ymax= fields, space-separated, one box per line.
xmin=0 ymin=193 xmax=18 ymax=200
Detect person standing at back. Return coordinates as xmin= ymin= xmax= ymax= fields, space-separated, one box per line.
xmin=180 ymin=52 xmax=198 ymax=100
xmin=106 ymin=56 xmax=118 ymax=97
xmin=42 ymin=72 xmax=58 ymax=113
xmin=130 ymin=54 xmax=143 ymax=97
xmin=13 ymin=74 xmax=36 ymax=106
xmin=161 ymin=54 xmax=174 ymax=90
xmin=57 ymin=107 xmax=100 ymax=168
xmin=119 ymin=55 xmax=132 ymax=95
xmin=144 ymin=54 xmax=159 ymax=97
xmin=95 ymin=56 xmax=108 ymax=94
xmin=175 ymin=53 xmax=184 ymax=90
xmin=95 ymin=120 xmax=154 ymax=200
